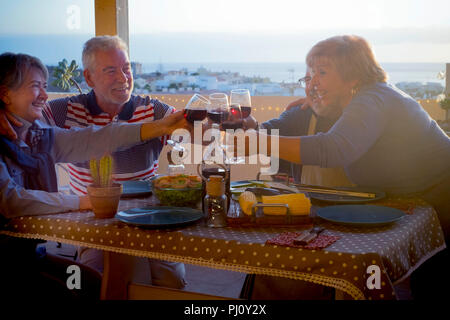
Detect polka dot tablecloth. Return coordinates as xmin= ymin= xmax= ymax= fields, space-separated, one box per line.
xmin=0 ymin=197 xmax=445 ymax=300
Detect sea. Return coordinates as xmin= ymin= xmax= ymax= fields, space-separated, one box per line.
xmin=0 ymin=34 xmax=446 ymax=86
xmin=142 ymin=62 xmax=447 ymax=86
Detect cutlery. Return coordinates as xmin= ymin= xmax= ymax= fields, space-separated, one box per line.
xmin=294 ymin=226 xmax=324 ymax=245
xmin=293 ymin=184 xmax=376 ymax=199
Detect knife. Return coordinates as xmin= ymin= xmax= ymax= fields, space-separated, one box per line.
xmin=293 ymin=184 xmax=376 ymax=198
xmin=294 ymin=227 xmax=324 ymax=245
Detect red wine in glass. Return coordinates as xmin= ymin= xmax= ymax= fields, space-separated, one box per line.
xmin=240 ymin=106 xmax=252 ymax=118
xmin=207 ymin=109 xmax=229 ymax=124
xmin=184 ymin=108 xmax=207 ymax=123
xmin=230 ymin=104 xmax=241 ymax=118
xmin=222 ymin=104 xmax=244 ymax=129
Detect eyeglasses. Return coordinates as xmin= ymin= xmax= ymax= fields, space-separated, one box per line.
xmin=298 ymin=76 xmax=311 ymax=87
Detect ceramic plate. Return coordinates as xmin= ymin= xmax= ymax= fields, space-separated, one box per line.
xmin=116 ymin=206 xmax=203 ymax=228
xmin=230 ymin=180 xmax=270 ymax=196
xmin=120 ymin=180 xmax=152 ymax=198
xmin=308 ymin=187 xmax=385 ymax=204
xmin=317 ymin=205 xmax=405 ymax=227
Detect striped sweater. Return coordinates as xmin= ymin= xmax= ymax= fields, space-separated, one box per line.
xmin=44 ymin=90 xmax=174 ymax=195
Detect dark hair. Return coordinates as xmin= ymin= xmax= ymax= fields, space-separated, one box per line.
xmin=0 ymin=52 xmax=48 ymax=109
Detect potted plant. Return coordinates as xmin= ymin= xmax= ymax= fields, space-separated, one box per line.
xmin=87 ymin=155 xmax=122 ymax=218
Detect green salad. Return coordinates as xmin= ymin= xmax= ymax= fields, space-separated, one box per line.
xmin=152 ymin=174 xmax=202 ymax=207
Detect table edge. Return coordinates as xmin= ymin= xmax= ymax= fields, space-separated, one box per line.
xmin=0 ymin=230 xmax=366 ymax=300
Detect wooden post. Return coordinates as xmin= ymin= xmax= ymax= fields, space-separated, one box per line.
xmin=446 ymin=63 xmax=450 ymax=120
xmin=94 ymin=0 xmax=129 ymax=53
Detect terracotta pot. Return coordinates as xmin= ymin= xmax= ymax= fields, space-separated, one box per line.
xmin=87 ymin=183 xmax=123 ymax=219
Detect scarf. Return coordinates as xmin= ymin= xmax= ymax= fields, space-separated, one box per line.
xmin=0 ymin=124 xmax=57 ymax=192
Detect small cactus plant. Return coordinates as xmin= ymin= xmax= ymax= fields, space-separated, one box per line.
xmin=89 ymin=155 xmax=114 ymax=187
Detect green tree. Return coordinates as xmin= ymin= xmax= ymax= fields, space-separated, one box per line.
xmin=52 ymin=59 xmax=82 ymax=94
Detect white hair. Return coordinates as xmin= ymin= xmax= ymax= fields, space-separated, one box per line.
xmin=82 ymin=35 xmax=129 ymax=71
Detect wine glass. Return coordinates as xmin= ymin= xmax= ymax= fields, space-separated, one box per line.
xmin=183 ymin=93 xmax=210 ymax=123
xmin=206 ymin=93 xmax=230 ymax=163
xmin=230 ymin=89 xmax=252 ymax=119
xmin=225 ymin=89 xmax=252 ymax=164
xmin=207 ymin=93 xmax=230 ymax=126
xmin=167 ymin=94 xmax=209 ymax=169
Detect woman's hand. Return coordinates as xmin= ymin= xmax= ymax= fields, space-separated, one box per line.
xmin=0 ymin=109 xmax=22 ymax=140
xmin=79 ymin=195 xmax=92 ymax=211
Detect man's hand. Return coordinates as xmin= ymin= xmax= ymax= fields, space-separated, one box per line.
xmin=0 ymin=109 xmax=22 ymax=140
xmin=285 ymin=97 xmax=306 ymax=111
xmin=285 ymin=96 xmax=317 ymax=112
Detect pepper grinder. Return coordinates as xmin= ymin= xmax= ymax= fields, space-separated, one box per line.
xmin=204 ymin=175 xmax=228 ymax=227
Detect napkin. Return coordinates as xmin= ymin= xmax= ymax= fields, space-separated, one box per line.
xmin=266 ymin=231 xmax=340 ymax=250
xmin=261 ymin=193 xmax=311 ymax=215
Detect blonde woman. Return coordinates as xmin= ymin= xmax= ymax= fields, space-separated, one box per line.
xmin=252 ymin=35 xmax=450 ymax=299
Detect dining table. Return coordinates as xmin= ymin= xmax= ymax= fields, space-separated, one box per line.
xmin=0 ymin=191 xmax=446 ymax=300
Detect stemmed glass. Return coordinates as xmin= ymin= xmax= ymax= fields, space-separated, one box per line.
xmin=207 ymin=93 xmax=230 ymax=126
xmin=183 ymin=93 xmax=210 ymax=123
xmin=206 ymin=93 xmax=230 ymax=163
xmin=167 ymin=94 xmax=210 ymax=172
xmin=222 ymin=89 xmax=252 ymax=164
xmin=230 ymin=89 xmax=252 ymax=119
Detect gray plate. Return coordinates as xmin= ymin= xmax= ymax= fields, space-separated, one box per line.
xmin=317 ymin=205 xmax=405 ymax=227
xmin=116 ymin=206 xmax=203 ymax=228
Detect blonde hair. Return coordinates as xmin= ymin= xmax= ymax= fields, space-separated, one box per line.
xmin=306 ymin=35 xmax=387 ymax=87
xmin=0 ymin=52 xmax=48 ymax=109
xmin=82 ymin=35 xmax=129 ymax=71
